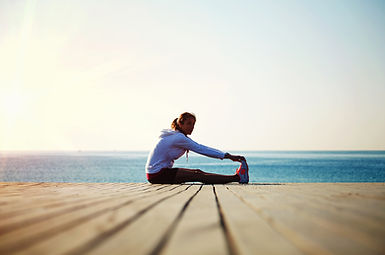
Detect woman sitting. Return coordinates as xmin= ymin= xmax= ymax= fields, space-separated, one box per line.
xmin=145 ymin=112 xmax=249 ymax=184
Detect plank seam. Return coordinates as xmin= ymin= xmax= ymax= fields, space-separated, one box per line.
xmin=0 ymin=184 xmax=178 ymax=235
xmin=225 ymin=186 xmax=329 ymax=255
xmin=147 ymin=184 xmax=203 ymax=255
xmin=0 ymin=185 xmax=155 ymax=220
xmin=213 ymin=185 xmax=238 ymax=255
xmin=0 ymin=185 xmax=184 ymax=254
xmin=65 ymin=184 xmax=195 ymax=255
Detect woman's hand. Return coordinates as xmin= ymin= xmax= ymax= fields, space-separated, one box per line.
xmin=224 ymin=153 xmax=246 ymax=162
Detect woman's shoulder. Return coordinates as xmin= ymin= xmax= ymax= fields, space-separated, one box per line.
xmin=161 ymin=129 xmax=191 ymax=143
xmin=159 ymin=129 xmax=184 ymax=139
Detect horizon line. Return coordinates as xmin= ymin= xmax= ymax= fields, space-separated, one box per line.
xmin=0 ymin=149 xmax=384 ymax=152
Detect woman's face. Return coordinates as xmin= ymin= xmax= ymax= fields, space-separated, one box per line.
xmin=180 ymin=118 xmax=196 ymax=135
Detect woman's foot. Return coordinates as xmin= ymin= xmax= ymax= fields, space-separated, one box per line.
xmin=236 ymin=160 xmax=249 ymax=184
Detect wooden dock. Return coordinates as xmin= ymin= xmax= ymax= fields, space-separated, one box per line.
xmin=0 ymin=182 xmax=384 ymax=255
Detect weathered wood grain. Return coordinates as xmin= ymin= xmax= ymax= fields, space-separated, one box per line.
xmin=0 ymin=183 xmax=167 ymax=235
xmin=215 ymin=184 xmax=302 ymax=255
xmin=84 ymin=184 xmax=202 ymax=255
xmin=0 ymin=184 xmax=179 ymax=254
xmin=228 ymin=183 xmax=385 ymax=255
xmin=0 ymin=182 xmax=384 ymax=255
xmin=13 ymin=184 xmax=187 ymax=255
xmin=161 ymin=185 xmax=228 ymax=255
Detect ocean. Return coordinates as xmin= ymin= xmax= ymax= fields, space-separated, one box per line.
xmin=0 ymin=151 xmax=384 ymax=183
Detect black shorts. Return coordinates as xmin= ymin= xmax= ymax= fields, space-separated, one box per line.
xmin=147 ymin=168 xmax=179 ymax=184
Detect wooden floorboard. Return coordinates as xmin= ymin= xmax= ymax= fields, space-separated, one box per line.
xmin=12 ymin=185 xmax=187 ymax=255
xmin=0 ymin=184 xmax=167 ymax=235
xmin=0 ymin=184 xmax=181 ymax=254
xmin=161 ymin=185 xmax=228 ymax=255
xmin=228 ymin=184 xmax=385 ymax=255
xmin=85 ymin=184 xmax=200 ymax=255
xmin=215 ymin=185 xmax=302 ymax=255
xmin=0 ymin=182 xmax=384 ymax=255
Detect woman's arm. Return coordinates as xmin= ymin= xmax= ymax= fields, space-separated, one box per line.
xmin=224 ymin=153 xmax=246 ymax=162
xmin=175 ymin=134 xmax=246 ymax=162
xmin=175 ymin=134 xmax=225 ymax=159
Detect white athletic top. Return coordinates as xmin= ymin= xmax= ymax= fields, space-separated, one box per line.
xmin=145 ymin=129 xmax=226 ymax=174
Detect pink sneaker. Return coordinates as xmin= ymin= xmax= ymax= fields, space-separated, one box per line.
xmin=236 ymin=160 xmax=249 ymax=184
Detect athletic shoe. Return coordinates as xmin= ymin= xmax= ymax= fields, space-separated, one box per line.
xmin=236 ymin=160 xmax=249 ymax=184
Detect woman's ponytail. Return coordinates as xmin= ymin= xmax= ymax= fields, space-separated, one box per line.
xmin=171 ymin=118 xmax=179 ymax=130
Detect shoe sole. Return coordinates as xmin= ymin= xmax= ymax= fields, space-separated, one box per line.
xmin=240 ymin=160 xmax=249 ymax=184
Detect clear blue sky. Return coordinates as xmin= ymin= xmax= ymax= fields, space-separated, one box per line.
xmin=1 ymin=0 xmax=384 ymax=150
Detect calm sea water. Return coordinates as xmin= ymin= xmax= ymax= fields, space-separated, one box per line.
xmin=0 ymin=151 xmax=384 ymax=183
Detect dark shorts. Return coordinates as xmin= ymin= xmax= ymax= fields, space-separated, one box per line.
xmin=147 ymin=168 xmax=179 ymax=184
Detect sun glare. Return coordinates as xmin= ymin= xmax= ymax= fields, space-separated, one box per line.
xmin=1 ymin=89 xmax=26 ymax=117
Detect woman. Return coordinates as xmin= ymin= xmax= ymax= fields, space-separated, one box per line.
xmin=145 ymin=112 xmax=249 ymax=184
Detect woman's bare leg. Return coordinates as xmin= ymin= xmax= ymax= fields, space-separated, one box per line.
xmin=174 ymin=168 xmax=240 ymax=184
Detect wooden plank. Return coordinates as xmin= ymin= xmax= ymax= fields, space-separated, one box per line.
xmin=215 ymin=184 xmax=302 ymax=255
xmin=0 ymin=184 xmax=182 ymax=254
xmin=237 ymin=184 xmax=385 ymax=223
xmin=226 ymin=184 xmax=337 ymax=255
xmin=238 ymin=184 xmax=385 ymax=235
xmin=78 ymin=184 xmax=202 ymax=255
xmin=275 ymin=184 xmax=385 ymax=230
xmin=0 ymin=183 xmax=147 ymax=210
xmin=161 ymin=185 xmax=229 ymax=255
xmin=11 ymin=184 xmax=185 ymax=255
xmin=282 ymin=183 xmax=385 ymax=208
xmin=0 ymin=183 xmax=155 ymax=218
xmin=0 ymin=183 xmax=158 ymax=213
xmin=0 ymin=183 xmax=168 ymax=232
xmin=0 ymin=183 xmax=384 ymax=255
xmin=300 ymin=184 xmax=385 ymax=220
xmin=229 ymin=184 xmax=385 ymax=255
xmin=0 ymin=184 xmax=166 ymax=234
xmin=274 ymin=184 xmax=385 ymax=251
xmin=0 ymin=185 xmax=149 ymax=217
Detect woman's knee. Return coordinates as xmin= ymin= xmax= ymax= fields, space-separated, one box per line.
xmin=192 ymin=169 xmax=204 ymax=175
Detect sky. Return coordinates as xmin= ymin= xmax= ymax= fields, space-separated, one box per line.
xmin=0 ymin=0 xmax=384 ymax=151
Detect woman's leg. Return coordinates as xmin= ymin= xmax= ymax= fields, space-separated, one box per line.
xmin=174 ymin=168 xmax=240 ymax=184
